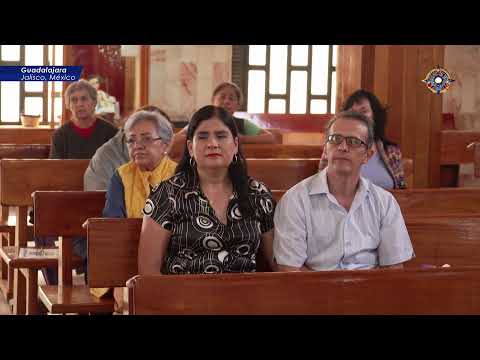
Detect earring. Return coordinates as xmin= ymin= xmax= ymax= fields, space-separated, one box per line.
xmin=233 ymin=154 xmax=239 ymax=163
xmin=189 ymin=157 xmax=196 ymax=167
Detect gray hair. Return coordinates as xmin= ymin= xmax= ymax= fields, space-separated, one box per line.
xmin=64 ymin=79 xmax=98 ymax=108
xmin=325 ymin=110 xmax=375 ymax=148
xmin=124 ymin=110 xmax=173 ymax=143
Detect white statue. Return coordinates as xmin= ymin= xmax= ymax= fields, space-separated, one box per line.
xmin=88 ymin=75 xmax=120 ymax=121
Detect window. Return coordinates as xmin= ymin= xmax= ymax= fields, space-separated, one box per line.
xmin=0 ymin=45 xmax=64 ymax=126
xmin=243 ymin=45 xmax=337 ymax=114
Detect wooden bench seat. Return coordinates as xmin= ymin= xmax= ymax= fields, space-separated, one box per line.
xmin=38 ymin=285 xmax=114 ymax=314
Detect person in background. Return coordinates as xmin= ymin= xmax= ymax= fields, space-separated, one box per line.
xmin=35 ymin=79 xmax=118 ymax=285
xmin=90 ymin=110 xmax=178 ymax=306
xmin=84 ymin=105 xmax=173 ymax=191
xmin=102 ymin=110 xmax=177 ymax=218
xmin=174 ymin=82 xmax=275 ymax=149
xmin=319 ymin=89 xmax=406 ymax=189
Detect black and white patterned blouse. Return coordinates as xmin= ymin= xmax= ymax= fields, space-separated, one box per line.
xmin=143 ymin=171 xmax=275 ymax=274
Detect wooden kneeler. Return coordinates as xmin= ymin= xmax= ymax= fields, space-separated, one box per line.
xmin=39 ymin=218 xmax=143 ymax=314
xmin=33 ymin=192 xmax=115 ymax=314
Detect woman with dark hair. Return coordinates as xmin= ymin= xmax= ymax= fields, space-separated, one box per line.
xmin=138 ymin=105 xmax=275 ymax=275
xmin=319 ymin=89 xmax=406 ymax=189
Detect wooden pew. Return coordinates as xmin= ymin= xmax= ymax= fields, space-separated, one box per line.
xmin=405 ymin=215 xmax=480 ymax=268
xmin=170 ymin=143 xmax=323 ymax=163
xmin=0 ymin=144 xmax=50 ymax=159
xmin=391 ymin=187 xmax=480 ymax=219
xmin=32 ymin=191 xmax=107 ymax=314
xmin=244 ymin=113 xmax=332 ymax=132
xmin=0 ymin=159 xmax=89 ymax=314
xmin=82 ymin=212 xmax=480 ymax=315
xmin=0 ymin=127 xmax=55 ymax=145
xmin=280 ymin=132 xmax=325 ymax=146
xmin=242 ymin=144 xmax=323 ymax=159
xmin=440 ymin=130 xmax=480 ymax=186
xmin=87 ymin=218 xmax=141 ymax=288
xmin=0 ymin=144 xmax=51 ymax=298
xmin=440 ymin=130 xmax=480 ymax=165
xmin=85 ymin=217 xmax=272 ymax=314
xmin=273 ymin=187 xmax=480 ymax=217
xmin=38 ymin=217 xmax=141 ymax=315
xmin=126 ymin=267 xmax=480 ymax=314
xmin=89 ymin=215 xmax=480 ymax=272
xmin=246 ymin=158 xmax=320 ymax=190
xmin=0 ymin=157 xmax=318 ymax=313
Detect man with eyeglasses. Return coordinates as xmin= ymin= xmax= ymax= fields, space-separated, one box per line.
xmin=273 ymin=111 xmax=414 ymax=271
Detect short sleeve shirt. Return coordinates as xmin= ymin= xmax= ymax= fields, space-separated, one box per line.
xmin=273 ymin=169 xmax=414 ymax=270
xmin=144 ymin=171 xmax=275 ymax=274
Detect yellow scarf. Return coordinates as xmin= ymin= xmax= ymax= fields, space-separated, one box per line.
xmin=90 ymin=156 xmax=177 ymax=301
xmin=118 ymin=156 xmax=177 ymax=218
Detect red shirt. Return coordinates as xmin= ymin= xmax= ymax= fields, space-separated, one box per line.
xmin=70 ymin=119 xmax=97 ymax=139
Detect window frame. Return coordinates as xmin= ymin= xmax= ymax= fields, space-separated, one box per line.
xmin=233 ymin=45 xmax=337 ymax=114
xmin=0 ymin=45 xmax=63 ymax=126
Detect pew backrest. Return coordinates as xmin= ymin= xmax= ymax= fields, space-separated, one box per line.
xmin=405 ymin=215 xmax=480 ymax=267
xmin=392 ymin=187 xmax=480 ymax=218
xmin=247 ymin=158 xmax=319 ymax=191
xmin=0 ymin=144 xmax=50 ymax=160
xmin=242 ymin=144 xmax=323 ymax=159
xmin=33 ymin=191 xmax=106 ymax=237
xmin=85 ymin=217 xmax=272 ymax=287
xmin=127 ymin=267 xmax=480 ymax=314
xmin=86 ymin=218 xmax=142 ymax=288
xmin=246 ymin=113 xmax=332 ymax=132
xmin=0 ymin=159 xmax=90 ymax=206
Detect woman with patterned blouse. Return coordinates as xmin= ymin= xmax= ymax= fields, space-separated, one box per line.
xmin=138 ymin=105 xmax=276 ymax=275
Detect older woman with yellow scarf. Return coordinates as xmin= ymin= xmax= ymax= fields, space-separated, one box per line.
xmin=91 ymin=110 xmax=177 ymax=307
xmin=102 ymin=110 xmax=177 ymax=218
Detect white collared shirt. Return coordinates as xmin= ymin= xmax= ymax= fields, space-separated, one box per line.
xmin=273 ymin=168 xmax=414 ymax=270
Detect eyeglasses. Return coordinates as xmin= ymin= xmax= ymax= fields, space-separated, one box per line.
xmin=125 ymin=136 xmax=163 ymax=147
xmin=326 ymin=134 xmax=367 ymax=149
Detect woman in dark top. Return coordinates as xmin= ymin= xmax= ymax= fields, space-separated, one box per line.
xmin=138 ymin=105 xmax=275 ymax=275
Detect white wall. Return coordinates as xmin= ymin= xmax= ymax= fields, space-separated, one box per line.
xmin=443 ymin=45 xmax=480 ymax=130
xmin=148 ymin=45 xmax=232 ymax=122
